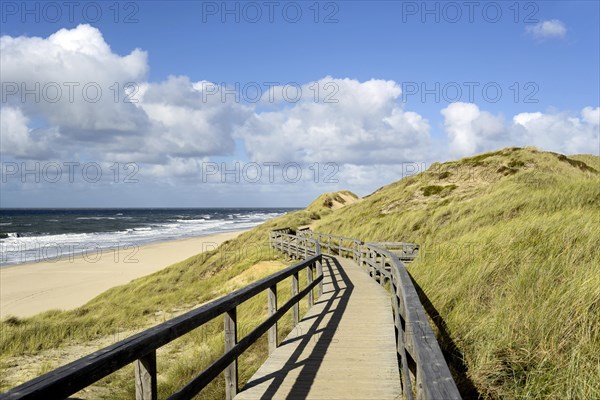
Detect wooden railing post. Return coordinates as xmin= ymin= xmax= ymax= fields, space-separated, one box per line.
xmin=359 ymin=243 xmax=364 ymax=268
xmin=135 ymin=351 xmax=157 ymax=400
xmin=376 ymin=253 xmax=383 ymax=284
xmin=292 ymin=272 xmax=299 ymax=325
xmin=304 ymin=238 xmax=308 ymax=259
xmin=379 ymin=254 xmax=386 ymax=286
xmin=293 ymin=237 xmax=297 ymax=258
xmin=307 ymin=263 xmax=314 ymax=308
xmin=373 ymin=252 xmax=378 ymax=280
xmin=391 ymin=281 xmax=413 ymax=399
xmin=268 ymin=285 xmax=277 ymax=354
xmin=316 ymin=245 xmax=323 ymax=298
xmin=224 ymin=308 xmax=238 ymax=400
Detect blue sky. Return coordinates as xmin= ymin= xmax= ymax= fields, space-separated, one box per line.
xmin=1 ymin=1 xmax=599 ymax=207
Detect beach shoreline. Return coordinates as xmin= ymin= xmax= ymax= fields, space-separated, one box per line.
xmin=0 ymin=230 xmax=247 ymax=318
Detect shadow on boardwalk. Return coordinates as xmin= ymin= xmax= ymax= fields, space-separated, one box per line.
xmin=240 ymin=256 xmax=354 ymax=398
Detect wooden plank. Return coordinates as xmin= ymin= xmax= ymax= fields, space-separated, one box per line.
xmin=316 ymin=259 xmax=323 ymax=298
xmin=268 ymin=285 xmax=278 ymax=354
xmin=292 ymin=273 xmax=299 ymax=325
xmin=235 ymin=256 xmax=401 ymax=400
xmin=307 ymin=264 xmax=314 ymax=308
xmin=224 ymin=309 xmax=238 ymax=400
xmin=135 ymin=351 xmax=157 ymax=400
xmin=304 ymin=238 xmax=308 ymax=259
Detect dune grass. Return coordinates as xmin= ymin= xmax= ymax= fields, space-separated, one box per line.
xmin=1 ymin=147 xmax=598 ymax=399
xmin=312 ymin=147 xmax=600 ymax=399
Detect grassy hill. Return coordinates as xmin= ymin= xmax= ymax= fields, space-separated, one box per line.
xmin=312 ymin=147 xmax=600 ymax=399
xmin=1 ymin=147 xmax=598 ymax=399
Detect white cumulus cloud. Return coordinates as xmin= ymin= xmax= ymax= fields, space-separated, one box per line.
xmin=1 ymin=24 xmax=149 ymax=139
xmin=512 ymin=108 xmax=599 ymax=154
xmin=526 ymin=19 xmax=567 ymax=40
xmin=441 ymin=103 xmax=599 ymax=157
xmin=581 ymin=106 xmax=600 ymax=126
xmin=238 ymin=77 xmax=431 ymax=165
xmin=440 ymin=102 xmax=505 ymax=157
xmin=0 ymin=25 xmax=250 ymax=163
xmin=2 ymin=23 xmax=596 ymax=199
xmin=0 ymin=106 xmax=58 ymax=158
xmin=134 ymin=76 xmax=252 ymax=162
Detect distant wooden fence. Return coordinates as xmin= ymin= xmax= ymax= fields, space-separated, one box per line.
xmin=293 ymin=229 xmax=461 ymax=400
xmin=1 ymin=236 xmax=322 ymax=400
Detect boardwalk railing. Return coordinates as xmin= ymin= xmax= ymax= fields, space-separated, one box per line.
xmin=1 ymin=238 xmax=322 ymax=400
xmin=287 ymin=228 xmax=461 ymax=400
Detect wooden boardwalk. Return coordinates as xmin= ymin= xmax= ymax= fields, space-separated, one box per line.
xmin=235 ymin=256 xmax=402 ymax=400
xmin=4 ymin=230 xmax=461 ymax=400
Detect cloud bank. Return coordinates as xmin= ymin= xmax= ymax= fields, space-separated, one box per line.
xmin=442 ymin=103 xmax=599 ymax=157
xmin=1 ymin=24 xmax=597 ymax=197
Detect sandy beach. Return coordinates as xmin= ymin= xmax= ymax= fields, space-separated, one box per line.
xmin=0 ymin=230 xmax=246 ymax=318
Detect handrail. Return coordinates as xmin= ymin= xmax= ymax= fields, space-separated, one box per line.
xmin=1 ymin=237 xmax=322 ymax=400
xmin=273 ymin=228 xmax=461 ymax=400
xmin=295 ymin=230 xmax=363 ymax=263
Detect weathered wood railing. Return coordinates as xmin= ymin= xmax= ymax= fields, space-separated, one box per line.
xmin=296 ymin=229 xmax=362 ymax=262
xmin=269 ymin=230 xmax=324 ymax=301
xmin=1 ymin=237 xmax=322 ymax=400
xmin=287 ymin=228 xmax=461 ymax=400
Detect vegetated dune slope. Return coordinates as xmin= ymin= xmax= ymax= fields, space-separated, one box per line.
xmin=312 ymin=147 xmax=600 ymax=399
xmin=2 ymin=147 xmax=598 ymax=399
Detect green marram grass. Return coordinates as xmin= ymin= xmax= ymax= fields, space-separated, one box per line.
xmin=1 ymin=147 xmax=599 ymax=399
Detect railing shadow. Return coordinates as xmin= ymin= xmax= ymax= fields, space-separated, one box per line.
xmin=239 ymin=256 xmax=354 ymax=399
xmin=409 ymin=275 xmax=481 ymax=399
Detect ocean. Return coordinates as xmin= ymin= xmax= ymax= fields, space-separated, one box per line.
xmin=0 ymin=208 xmax=294 ymax=266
